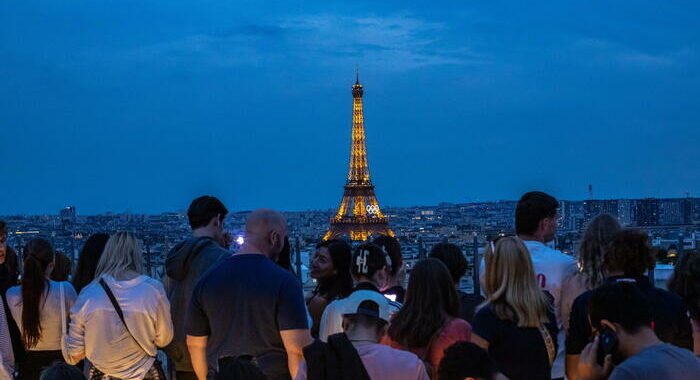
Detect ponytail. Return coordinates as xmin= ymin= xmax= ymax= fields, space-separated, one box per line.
xmin=21 ymin=238 xmax=54 ymax=349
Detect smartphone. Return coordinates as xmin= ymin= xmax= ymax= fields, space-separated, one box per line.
xmin=597 ymin=326 xmax=619 ymax=366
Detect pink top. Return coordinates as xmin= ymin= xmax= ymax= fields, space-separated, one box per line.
xmin=295 ymin=343 xmax=430 ymax=380
xmin=381 ymin=318 xmax=472 ymax=378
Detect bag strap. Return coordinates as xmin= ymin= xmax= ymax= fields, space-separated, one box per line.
xmin=538 ymin=324 xmax=556 ymax=367
xmin=99 ymin=278 xmax=151 ymax=357
xmin=59 ymin=282 xmax=66 ymax=335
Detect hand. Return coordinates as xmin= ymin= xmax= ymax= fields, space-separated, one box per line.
xmin=219 ymin=231 xmax=233 ymax=250
xmin=578 ymin=336 xmax=614 ymax=380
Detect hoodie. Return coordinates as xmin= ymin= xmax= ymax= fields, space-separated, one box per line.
xmin=164 ymin=236 xmax=230 ymax=372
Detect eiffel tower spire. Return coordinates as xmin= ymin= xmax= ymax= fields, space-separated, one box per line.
xmin=324 ymin=72 xmax=394 ymax=241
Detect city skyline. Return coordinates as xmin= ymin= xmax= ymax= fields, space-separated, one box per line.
xmin=2 ymin=1 xmax=699 ymax=215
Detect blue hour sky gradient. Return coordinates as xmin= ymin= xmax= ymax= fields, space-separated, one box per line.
xmin=1 ymin=0 xmax=699 ymax=214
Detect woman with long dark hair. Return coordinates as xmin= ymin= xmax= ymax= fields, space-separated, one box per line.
xmin=382 ymin=258 xmax=471 ymax=378
xmin=71 ymin=233 xmax=109 ymax=294
xmin=64 ymin=232 xmax=173 ymax=380
xmin=306 ymin=239 xmax=353 ymax=338
xmin=6 ymin=237 xmax=77 ymax=380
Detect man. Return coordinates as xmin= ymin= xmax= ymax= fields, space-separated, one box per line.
xmin=566 ymin=230 xmax=693 ymax=379
xmin=577 ymin=283 xmax=700 ymax=380
xmin=297 ymin=299 xmax=429 ymax=380
xmin=165 ymin=196 xmax=231 ymax=380
xmin=318 ymin=243 xmax=401 ymax=342
xmin=186 ymin=209 xmax=311 ymax=380
xmin=513 ymin=191 xmax=578 ymax=379
xmin=438 ymin=342 xmax=509 ymax=380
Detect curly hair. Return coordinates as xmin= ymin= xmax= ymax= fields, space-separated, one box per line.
xmin=604 ymin=230 xmax=655 ymax=277
xmin=578 ymin=214 xmax=621 ymax=288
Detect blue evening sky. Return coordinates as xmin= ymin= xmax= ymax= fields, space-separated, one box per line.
xmin=1 ymin=1 xmax=698 ymax=215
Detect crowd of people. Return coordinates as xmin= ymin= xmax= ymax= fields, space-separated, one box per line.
xmin=0 ymin=191 xmax=699 ymax=380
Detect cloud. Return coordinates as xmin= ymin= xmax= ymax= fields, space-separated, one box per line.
xmin=573 ymin=38 xmax=695 ymax=69
xmin=104 ymin=14 xmax=483 ymax=71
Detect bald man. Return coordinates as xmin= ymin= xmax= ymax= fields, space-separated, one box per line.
xmin=186 ymin=209 xmax=311 ymax=380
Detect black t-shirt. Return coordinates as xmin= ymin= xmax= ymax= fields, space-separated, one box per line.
xmin=472 ymin=304 xmax=558 ymax=380
xmin=566 ymin=276 xmax=693 ymax=355
xmin=187 ymin=254 xmax=309 ymax=379
xmin=458 ymin=291 xmax=485 ymax=324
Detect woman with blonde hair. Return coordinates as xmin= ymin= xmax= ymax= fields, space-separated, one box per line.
xmin=471 ymin=236 xmax=558 ymax=380
xmin=64 ymin=232 xmax=173 ymax=380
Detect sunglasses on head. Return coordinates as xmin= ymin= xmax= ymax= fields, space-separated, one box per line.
xmin=489 ymin=233 xmax=516 ymax=252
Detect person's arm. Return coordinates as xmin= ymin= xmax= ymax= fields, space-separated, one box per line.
xmin=471 ymin=333 xmax=490 ymax=349
xmin=566 ymin=293 xmax=593 ymax=379
xmin=281 ymin=329 xmax=312 ymax=378
xmin=306 ymin=295 xmax=329 ymax=338
xmin=153 ymin=282 xmax=174 ymax=348
xmin=187 ymin=335 xmax=208 ymax=380
xmin=63 ymin=297 xmax=87 ymax=364
xmin=0 ymin=297 xmax=14 ymax=373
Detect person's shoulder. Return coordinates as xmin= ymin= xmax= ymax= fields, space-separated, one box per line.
xmin=367 ymin=343 xmax=423 ymax=363
xmin=5 ymin=285 xmax=20 ymax=299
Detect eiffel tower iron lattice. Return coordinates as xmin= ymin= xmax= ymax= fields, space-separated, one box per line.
xmin=323 ymin=71 xmax=395 ymax=241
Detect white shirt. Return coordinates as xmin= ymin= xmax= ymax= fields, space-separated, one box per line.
xmin=6 ymin=280 xmax=77 ymax=351
xmin=318 ymin=289 xmax=401 ymax=342
xmin=0 ymin=296 xmax=14 ymax=379
xmin=64 ymin=275 xmax=173 ymax=380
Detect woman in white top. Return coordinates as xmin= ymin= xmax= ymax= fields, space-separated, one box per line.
xmin=64 ymin=232 xmax=173 ymax=380
xmin=5 ymin=238 xmax=77 ymax=380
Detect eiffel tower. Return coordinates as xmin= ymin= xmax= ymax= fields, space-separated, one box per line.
xmin=323 ymin=71 xmax=394 ymax=241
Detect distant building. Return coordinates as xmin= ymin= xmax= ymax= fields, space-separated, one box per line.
xmin=660 ymin=199 xmax=684 ymax=225
xmin=637 ymin=198 xmax=660 ymax=227
xmin=617 ymin=199 xmax=635 ymax=226
xmin=60 ymin=206 xmax=76 ymax=230
xmin=582 ymin=199 xmax=619 ymax=226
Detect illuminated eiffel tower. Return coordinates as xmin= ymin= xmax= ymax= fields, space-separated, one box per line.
xmin=323 ymin=70 xmax=394 ymax=241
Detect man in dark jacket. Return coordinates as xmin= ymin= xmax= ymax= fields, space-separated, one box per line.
xmin=165 ymin=196 xmax=231 ymax=380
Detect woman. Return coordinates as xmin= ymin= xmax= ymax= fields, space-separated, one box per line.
xmin=71 ymin=233 xmax=109 ymax=294
xmin=471 ymin=236 xmax=557 ymax=380
xmin=6 ymin=238 xmax=77 ymax=380
xmin=382 ymin=258 xmax=471 ymax=378
xmin=307 ymin=239 xmax=353 ymax=338
xmin=560 ymin=214 xmax=621 ymax=331
xmin=64 ymin=232 xmax=173 ymax=380
xmin=373 ymin=236 xmax=406 ymax=303
xmin=668 ymin=252 xmax=700 ymax=355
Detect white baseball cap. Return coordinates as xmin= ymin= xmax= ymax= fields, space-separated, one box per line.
xmin=338 ymin=292 xmax=392 ymax=323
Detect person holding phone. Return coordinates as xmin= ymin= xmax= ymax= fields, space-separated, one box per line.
xmin=577 ymin=282 xmax=700 ymax=380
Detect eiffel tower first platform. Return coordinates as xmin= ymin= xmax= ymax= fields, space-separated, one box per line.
xmin=323 ymin=72 xmax=395 ymax=241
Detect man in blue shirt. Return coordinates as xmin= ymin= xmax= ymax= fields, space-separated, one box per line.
xmin=186 ymin=209 xmax=311 ymax=380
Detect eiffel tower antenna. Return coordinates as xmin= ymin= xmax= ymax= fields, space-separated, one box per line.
xmin=355 ymin=65 xmax=359 ymax=85
xmin=323 ymin=71 xmax=394 ymax=241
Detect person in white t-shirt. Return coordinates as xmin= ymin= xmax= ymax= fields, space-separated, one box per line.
xmin=514 ymin=191 xmax=577 ymax=380
xmin=318 ymin=243 xmax=401 ymax=342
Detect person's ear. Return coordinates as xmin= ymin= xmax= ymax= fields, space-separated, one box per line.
xmin=600 ymin=319 xmax=618 ymax=332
